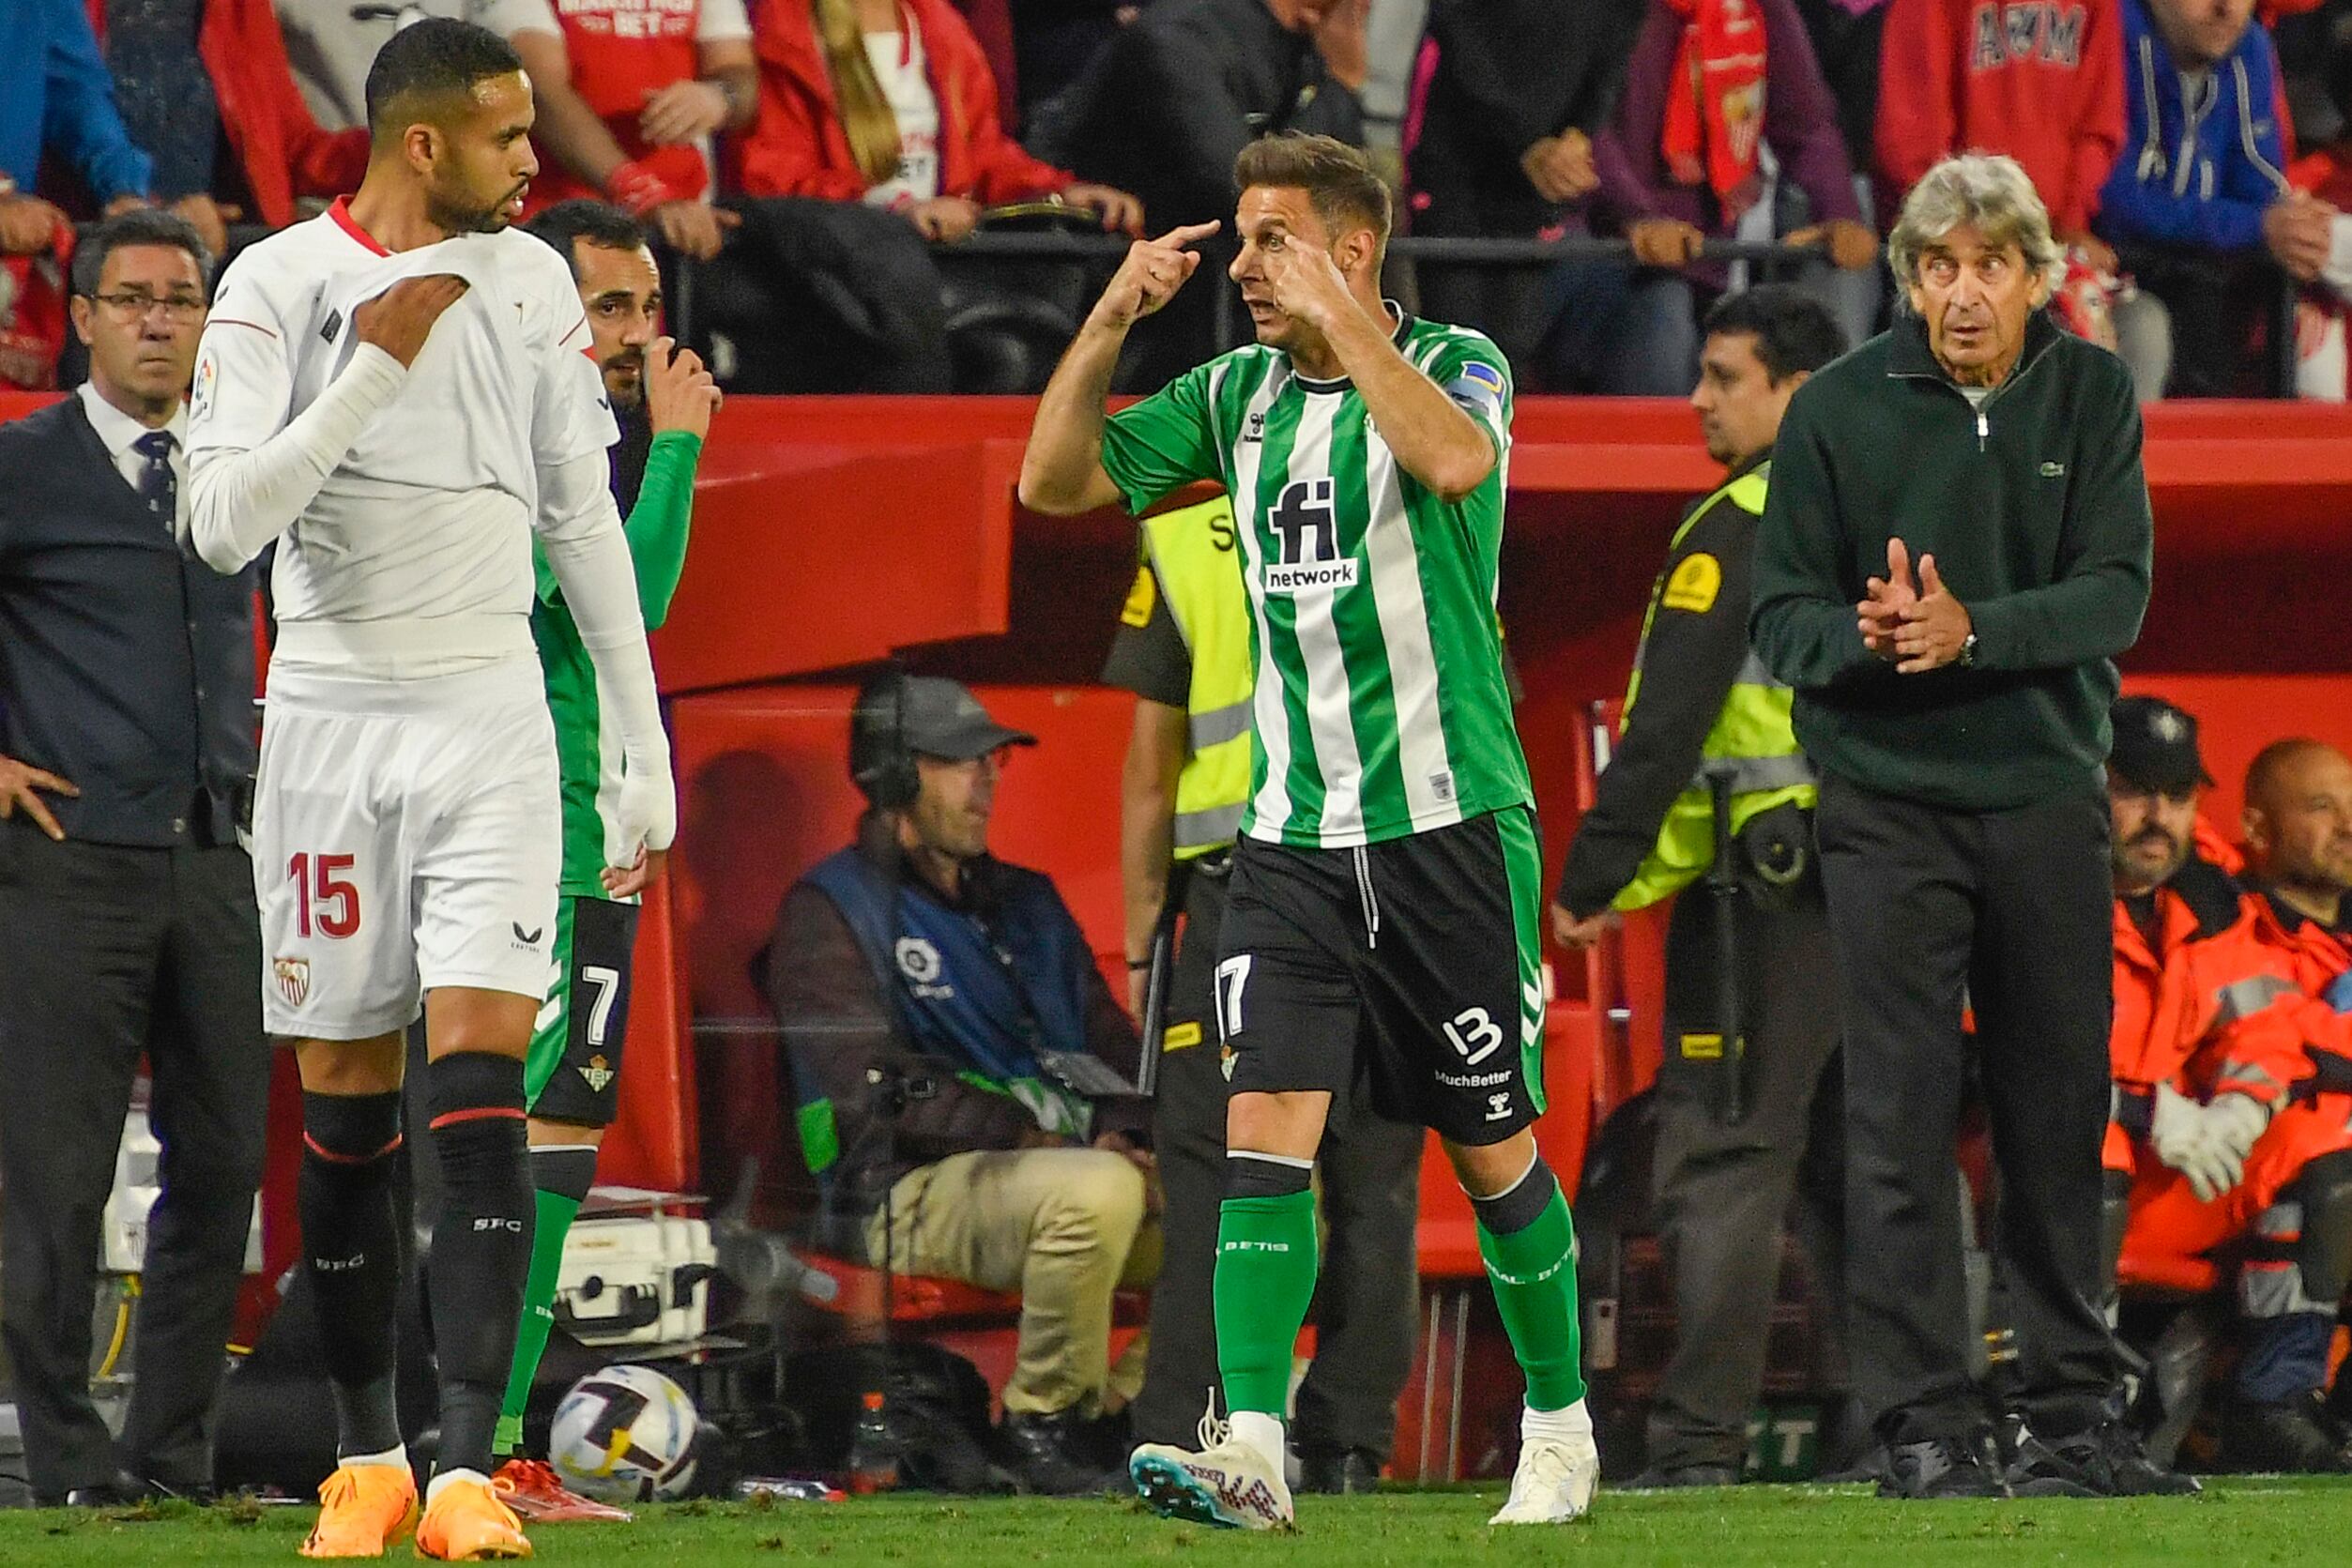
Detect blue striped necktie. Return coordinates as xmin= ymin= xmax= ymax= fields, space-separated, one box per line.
xmin=134 ymin=429 xmax=176 ymax=527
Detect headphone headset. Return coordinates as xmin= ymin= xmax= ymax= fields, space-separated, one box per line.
xmin=849 ymin=665 xmax=921 ymax=811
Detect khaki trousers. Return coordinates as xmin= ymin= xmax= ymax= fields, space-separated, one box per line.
xmin=866 ymin=1148 xmax=1161 ymax=1416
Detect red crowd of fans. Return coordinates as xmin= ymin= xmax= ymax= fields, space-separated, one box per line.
xmin=8 ymin=0 xmax=2352 ymax=396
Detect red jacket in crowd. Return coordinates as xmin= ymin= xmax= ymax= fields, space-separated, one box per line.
xmin=731 ymin=0 xmax=1069 ymax=205
xmin=84 ymin=0 xmax=368 ymax=230
xmin=1873 ymin=0 xmax=2125 ymax=236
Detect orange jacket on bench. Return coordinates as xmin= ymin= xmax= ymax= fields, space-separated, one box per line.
xmin=2106 ymin=858 xmax=2315 ymax=1171
xmin=2201 ymin=888 xmax=2352 ymax=1097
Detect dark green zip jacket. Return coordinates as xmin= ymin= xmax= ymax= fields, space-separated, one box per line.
xmin=1749 ymin=310 xmax=2152 ymax=812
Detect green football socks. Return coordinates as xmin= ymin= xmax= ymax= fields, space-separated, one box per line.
xmin=1475 ymin=1166 xmax=1587 ymax=1411
xmin=495 ymin=1146 xmax=599 ymax=1455
xmin=1214 ymin=1179 xmax=1320 ymax=1420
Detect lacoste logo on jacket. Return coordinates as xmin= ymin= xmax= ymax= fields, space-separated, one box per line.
xmin=2039 ymin=461 xmax=2066 ymax=478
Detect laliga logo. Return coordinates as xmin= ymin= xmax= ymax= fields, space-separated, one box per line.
xmin=895 ymin=936 xmax=955 ymax=999
xmin=894 ymin=937 xmax=942 ymax=984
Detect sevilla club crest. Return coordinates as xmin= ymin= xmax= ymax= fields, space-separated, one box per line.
xmin=274 ymin=956 xmax=311 ymax=1009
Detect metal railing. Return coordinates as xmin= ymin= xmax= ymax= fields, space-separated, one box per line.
xmin=935 ymin=232 xmax=1826 ymax=265
xmin=159 ymin=221 xmax=2299 ymax=398
xmin=920 ymin=231 xmax=1836 ymax=361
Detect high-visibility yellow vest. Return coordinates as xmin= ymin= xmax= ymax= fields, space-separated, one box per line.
xmin=1612 ymin=462 xmax=1817 ymax=912
xmin=1140 ymin=496 xmax=1255 ymax=859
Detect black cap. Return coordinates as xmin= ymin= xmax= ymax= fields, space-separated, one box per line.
xmin=2110 ymin=695 xmax=2213 ymax=793
xmin=898 ymin=676 xmax=1038 ymax=760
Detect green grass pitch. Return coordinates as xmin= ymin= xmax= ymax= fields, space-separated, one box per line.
xmin=2 ymin=1480 xmax=2344 ymax=1566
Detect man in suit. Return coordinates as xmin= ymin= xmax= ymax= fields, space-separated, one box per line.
xmin=0 ymin=208 xmax=267 ymax=1504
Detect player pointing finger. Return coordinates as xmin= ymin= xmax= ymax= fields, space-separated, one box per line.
xmin=1088 ymin=221 xmax=1224 ymax=332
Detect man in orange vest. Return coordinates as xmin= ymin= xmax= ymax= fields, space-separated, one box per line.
xmin=2103 ymin=700 xmax=2352 ymax=1472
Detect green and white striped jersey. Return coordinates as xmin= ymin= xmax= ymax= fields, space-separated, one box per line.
xmin=1099 ymin=312 xmax=1531 ymax=849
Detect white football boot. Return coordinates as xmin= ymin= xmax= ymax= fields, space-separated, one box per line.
xmin=1129 ymin=1414 xmax=1295 ymax=1531
xmin=1488 ymin=1427 xmax=1600 ymax=1525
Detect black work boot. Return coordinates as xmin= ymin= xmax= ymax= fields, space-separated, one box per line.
xmin=1298 ymin=1446 xmax=1382 ymax=1493
xmin=1880 ymin=1433 xmax=2010 ymax=1499
xmin=999 ymin=1409 xmax=1123 ymax=1496
xmin=2006 ymin=1419 xmax=2201 ymax=1497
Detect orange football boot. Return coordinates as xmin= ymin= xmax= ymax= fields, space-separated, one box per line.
xmin=414 ymin=1474 xmax=533 ymax=1560
xmin=300 ymin=1462 xmax=420 ymax=1559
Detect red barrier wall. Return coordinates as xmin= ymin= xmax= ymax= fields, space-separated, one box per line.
xmin=7 ymin=389 xmax=2352 ymax=1287
xmin=656 ymin=394 xmax=2352 ymax=1230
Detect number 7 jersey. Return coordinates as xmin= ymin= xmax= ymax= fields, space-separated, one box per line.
xmin=1099 ymin=312 xmax=1532 ymax=849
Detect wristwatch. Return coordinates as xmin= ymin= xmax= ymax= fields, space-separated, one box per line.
xmin=1957 ymin=631 xmax=1979 ymax=668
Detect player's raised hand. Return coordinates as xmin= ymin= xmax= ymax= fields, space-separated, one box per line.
xmin=355 ymin=274 xmax=470 ymax=368
xmin=645 ymin=336 xmax=721 ymax=442
xmin=1087 ymin=221 xmax=1221 ymax=332
xmin=1259 ymin=235 xmax=1357 ymax=334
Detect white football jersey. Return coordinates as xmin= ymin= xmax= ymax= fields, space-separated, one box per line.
xmin=188 ymin=199 xmax=619 ymax=647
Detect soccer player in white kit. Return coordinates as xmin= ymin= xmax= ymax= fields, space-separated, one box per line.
xmin=185 ymin=20 xmax=675 ymax=1560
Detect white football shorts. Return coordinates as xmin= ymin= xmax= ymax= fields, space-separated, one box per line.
xmin=253 ymin=659 xmax=560 ymax=1039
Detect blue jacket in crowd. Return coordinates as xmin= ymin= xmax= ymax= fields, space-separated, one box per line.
xmin=2100 ymin=0 xmax=2289 ymax=253
xmin=1 ymin=0 xmax=151 ymax=202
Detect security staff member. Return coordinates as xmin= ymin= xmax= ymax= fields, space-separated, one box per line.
xmin=1105 ymin=493 xmax=1423 ymax=1492
xmin=0 ymin=211 xmax=267 ymax=1505
xmin=1551 ymin=286 xmax=1847 ymax=1488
